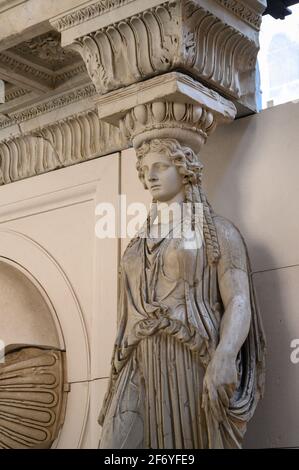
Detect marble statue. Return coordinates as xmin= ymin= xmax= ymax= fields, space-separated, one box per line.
xmin=98 ymin=137 xmax=266 ymax=449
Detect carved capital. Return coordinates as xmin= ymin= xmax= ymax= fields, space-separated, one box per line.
xmin=52 ymin=0 xmax=266 ymax=112
xmin=95 ymin=72 xmax=236 ymax=153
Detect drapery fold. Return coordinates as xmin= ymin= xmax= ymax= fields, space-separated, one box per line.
xmin=99 ymin=216 xmax=266 ymax=449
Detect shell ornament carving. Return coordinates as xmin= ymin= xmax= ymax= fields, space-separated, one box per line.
xmin=0 ymin=348 xmax=67 ymax=449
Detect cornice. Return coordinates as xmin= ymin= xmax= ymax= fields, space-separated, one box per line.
xmin=0 ymin=84 xmax=96 ymax=130
xmin=215 ymin=0 xmax=262 ymax=30
xmin=51 ymin=0 xmax=134 ymax=32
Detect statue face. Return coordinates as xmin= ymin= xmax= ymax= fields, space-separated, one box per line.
xmin=140 ymin=151 xmax=184 ymax=203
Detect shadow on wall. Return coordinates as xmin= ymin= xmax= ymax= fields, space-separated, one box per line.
xmin=244 ymin=248 xmax=299 ymax=448
xmin=200 ymin=103 xmax=299 ymax=448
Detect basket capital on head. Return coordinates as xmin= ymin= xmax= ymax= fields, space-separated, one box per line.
xmin=94 ymin=72 xmax=236 ymax=155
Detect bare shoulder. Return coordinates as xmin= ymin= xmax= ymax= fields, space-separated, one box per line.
xmin=212 ymin=215 xmax=248 ymax=275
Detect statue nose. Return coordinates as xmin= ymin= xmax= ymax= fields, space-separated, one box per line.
xmin=148 ymin=174 xmax=158 ymax=182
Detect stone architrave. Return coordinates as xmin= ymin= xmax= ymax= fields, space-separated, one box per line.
xmin=52 ymin=0 xmax=267 ymax=114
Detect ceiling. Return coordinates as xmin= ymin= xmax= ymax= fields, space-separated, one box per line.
xmin=0 ymin=28 xmax=90 ymax=119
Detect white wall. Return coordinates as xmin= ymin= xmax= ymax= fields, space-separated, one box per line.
xmin=200 ymin=101 xmax=299 ymax=448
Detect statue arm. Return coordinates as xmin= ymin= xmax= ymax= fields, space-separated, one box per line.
xmin=202 ymin=217 xmax=251 ymax=419
xmin=216 ymin=267 xmax=251 ymax=363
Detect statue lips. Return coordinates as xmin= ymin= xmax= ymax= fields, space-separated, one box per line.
xmin=150 ymin=184 xmax=161 ymax=191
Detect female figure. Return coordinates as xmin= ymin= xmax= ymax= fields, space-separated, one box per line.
xmin=99 ymin=138 xmax=265 ymax=449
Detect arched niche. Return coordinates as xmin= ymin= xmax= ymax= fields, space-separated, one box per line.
xmin=0 ymin=259 xmax=67 ymax=449
xmin=0 ymin=230 xmax=90 ymax=448
xmin=0 ymin=259 xmax=62 ymax=352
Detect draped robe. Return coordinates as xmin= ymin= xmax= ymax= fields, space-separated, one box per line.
xmin=98 ymin=214 xmax=266 ymax=449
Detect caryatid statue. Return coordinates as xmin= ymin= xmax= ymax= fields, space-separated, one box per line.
xmin=97 ymin=73 xmax=266 ymax=449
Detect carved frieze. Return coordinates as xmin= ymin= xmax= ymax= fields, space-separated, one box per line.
xmin=0 ymin=348 xmax=67 ymax=449
xmin=52 ymin=0 xmax=265 ymax=33
xmin=0 ymin=110 xmax=125 ymax=185
xmin=215 ymin=0 xmax=263 ymax=30
xmin=55 ymin=0 xmax=266 ymax=112
xmin=52 ymin=0 xmax=134 ymax=33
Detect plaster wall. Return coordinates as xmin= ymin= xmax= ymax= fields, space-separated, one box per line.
xmin=200 ymin=100 xmax=299 ymax=448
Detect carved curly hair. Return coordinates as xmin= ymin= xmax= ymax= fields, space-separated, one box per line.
xmin=136 ymin=138 xmax=220 ymax=265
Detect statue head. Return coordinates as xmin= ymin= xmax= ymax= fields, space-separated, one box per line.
xmin=136 ymin=138 xmax=203 ymax=204
xmin=136 ymin=138 xmax=220 ymax=265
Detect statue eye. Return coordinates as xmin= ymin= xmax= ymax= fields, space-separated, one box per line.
xmin=157 ymin=163 xmax=169 ymax=170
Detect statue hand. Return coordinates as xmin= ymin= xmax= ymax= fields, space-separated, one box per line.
xmin=202 ymin=350 xmax=238 ymax=422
